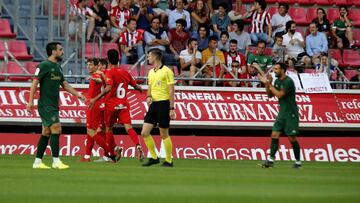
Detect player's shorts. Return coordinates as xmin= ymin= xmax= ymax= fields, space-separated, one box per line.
xmin=38 ymin=105 xmax=60 ymax=127
xmin=144 ymin=100 xmax=170 ymax=128
xmin=272 ymin=112 xmax=299 ymax=136
xmin=104 ymin=105 xmax=132 ymax=128
xmin=86 ymin=108 xmax=103 ymax=130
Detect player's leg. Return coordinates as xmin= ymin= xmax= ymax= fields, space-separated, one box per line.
xmin=288 ymin=136 xmax=301 ymax=169
xmin=49 ymin=122 xmax=69 ymax=169
xmin=81 ymin=109 xmax=96 ymax=161
xmin=285 ymin=113 xmax=301 ymax=168
xmin=158 ymin=101 xmax=173 ymax=167
xmin=32 ymin=126 xmax=51 ymax=169
xmin=124 ymin=123 xmax=144 ymax=162
xmin=104 ymin=109 xmax=117 ymax=153
xmin=260 ymin=117 xmax=283 ymax=168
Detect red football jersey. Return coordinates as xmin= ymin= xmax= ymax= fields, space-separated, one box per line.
xmin=88 ymin=73 xmax=104 ymax=109
xmin=110 ymin=7 xmax=131 ymax=29
xmin=105 ymin=67 xmax=136 ymax=110
xmin=224 ymin=52 xmax=246 ymax=68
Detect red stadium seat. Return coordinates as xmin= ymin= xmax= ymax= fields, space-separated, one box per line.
xmin=49 ymin=0 xmax=66 ymax=17
xmin=278 ymin=0 xmax=296 ymax=3
xmin=119 ymin=64 xmax=139 ymax=77
xmin=242 ymin=0 xmax=255 ymax=3
xmin=348 ymin=9 xmax=360 ymax=27
xmin=85 ymin=43 xmax=100 ymax=58
xmin=297 ymin=0 xmax=313 ymax=5
xmin=343 ymin=49 xmax=360 ymax=67
xmin=100 ymin=43 xmax=119 ymax=59
xmin=7 ymin=40 xmax=33 ymax=60
xmin=349 ymin=0 xmax=360 ymax=6
xmin=267 ymin=7 xmax=278 ymax=16
xmin=0 ymin=19 xmax=17 ymax=38
xmin=327 ymin=8 xmax=340 ymax=23
xmin=266 ymin=0 xmax=277 ymax=4
xmin=352 ymin=29 xmax=360 ymax=47
xmin=6 ymin=61 xmax=31 ymax=81
xmin=329 ymin=49 xmax=345 ymax=67
xmin=334 ymin=0 xmax=351 ymax=6
xmin=25 ymin=62 xmax=40 ymax=74
xmin=316 ymin=0 xmax=334 ymax=5
xmin=288 ymin=7 xmax=308 ymax=25
xmin=344 ymin=69 xmax=358 ymax=80
xmin=0 ymin=41 xmax=5 ymax=60
xmin=306 ymin=8 xmax=318 ymax=23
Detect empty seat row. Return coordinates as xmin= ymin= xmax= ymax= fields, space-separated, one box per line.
xmin=0 ymin=40 xmax=33 ymax=60
xmin=0 ymin=61 xmax=39 ymax=81
xmin=0 ymin=19 xmax=17 ymax=38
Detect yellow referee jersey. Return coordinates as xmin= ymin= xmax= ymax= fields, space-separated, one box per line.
xmin=148 ymin=65 xmax=175 ymax=101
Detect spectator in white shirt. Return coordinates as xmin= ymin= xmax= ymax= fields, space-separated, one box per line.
xmin=271 ymin=3 xmax=292 ymax=38
xmin=168 ymin=0 xmax=191 ymax=30
xmin=179 ymin=38 xmax=202 ymax=85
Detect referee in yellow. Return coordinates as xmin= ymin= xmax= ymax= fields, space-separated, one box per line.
xmin=141 ymin=48 xmax=176 ymax=167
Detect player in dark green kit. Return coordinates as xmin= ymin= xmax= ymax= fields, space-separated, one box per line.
xmin=258 ymin=63 xmax=302 ymax=169
xmin=27 ymin=42 xmax=85 ymax=169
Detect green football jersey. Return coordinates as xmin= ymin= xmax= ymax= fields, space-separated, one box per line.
xmin=273 ymin=76 xmax=298 ymax=116
xmin=247 ymin=52 xmax=272 ymax=72
xmin=35 ymin=60 xmax=65 ymax=108
xmin=332 ymin=18 xmax=351 ymax=37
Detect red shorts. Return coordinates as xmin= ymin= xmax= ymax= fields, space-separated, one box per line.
xmin=104 ymin=107 xmax=132 ymax=128
xmin=86 ymin=108 xmax=103 ymax=130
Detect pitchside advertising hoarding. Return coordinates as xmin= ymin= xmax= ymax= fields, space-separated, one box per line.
xmin=0 ymin=83 xmax=360 ymax=162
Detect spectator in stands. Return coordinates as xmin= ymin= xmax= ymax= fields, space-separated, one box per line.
xmin=350 ymin=68 xmax=360 ymax=89
xmin=211 ymin=3 xmax=231 ymax=38
xmin=179 ymin=38 xmax=202 ymax=86
xmin=119 ymin=18 xmax=144 ymax=64
xmin=207 ymin=0 xmax=232 ymax=14
xmin=168 ymin=0 xmax=191 ymax=30
xmin=244 ymin=0 xmax=273 ymax=45
xmin=228 ymin=0 xmax=246 ymax=21
xmin=244 ymin=61 xmax=263 ymax=88
xmin=312 ymin=8 xmax=330 ymax=37
xmin=132 ymin=0 xmax=154 ymax=30
xmin=247 ymin=41 xmax=272 ymax=72
xmin=169 ymin=19 xmax=190 ymax=60
xmin=69 ymin=0 xmax=97 ymax=42
xmin=201 ymin=36 xmax=226 ymax=85
xmin=315 ymin=55 xmax=338 ymax=81
xmin=283 ymin=20 xmax=311 ymax=70
xmin=110 ymin=0 xmax=131 ymax=42
xmin=332 ymin=6 xmax=356 ymax=49
xmin=151 ymin=0 xmax=171 ymax=15
xmin=90 ymin=0 xmax=111 ymax=39
xmin=194 ymin=23 xmax=210 ymax=51
xmin=272 ymin=35 xmax=287 ymax=63
xmin=271 ymin=2 xmax=291 ymax=38
xmin=190 ymin=0 xmax=210 ymax=38
xmin=306 ymin=23 xmax=328 ymax=66
xmin=229 ymin=19 xmax=251 ymax=55
xmin=224 ymin=39 xmax=246 ymax=74
xmin=223 ymin=60 xmax=241 ymax=87
xmin=217 ymin=31 xmax=230 ymax=53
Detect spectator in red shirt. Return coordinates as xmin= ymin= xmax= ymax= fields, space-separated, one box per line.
xmin=169 ymin=18 xmax=190 ymax=60
xmin=110 ymin=0 xmax=131 ymax=42
xmin=224 ymin=39 xmax=246 ymax=74
xmin=69 ymin=0 xmax=97 ymax=42
xmin=223 ymin=60 xmax=241 ymax=87
xmin=119 ymin=18 xmax=145 ymax=64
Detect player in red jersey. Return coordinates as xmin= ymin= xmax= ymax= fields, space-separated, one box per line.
xmin=81 ymin=58 xmax=117 ymax=162
xmin=90 ymin=49 xmax=144 ymax=162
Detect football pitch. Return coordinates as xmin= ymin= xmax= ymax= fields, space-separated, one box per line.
xmin=0 ymin=155 xmax=359 ymax=203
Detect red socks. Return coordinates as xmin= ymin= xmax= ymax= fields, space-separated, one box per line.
xmin=106 ymin=131 xmax=116 ymax=152
xmin=94 ymin=133 xmax=114 ymax=156
xmin=127 ymin=128 xmax=139 ymax=145
xmin=85 ymin=135 xmax=94 ymax=156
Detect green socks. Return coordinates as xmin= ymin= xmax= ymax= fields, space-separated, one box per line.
xmin=291 ymin=141 xmax=301 ymax=161
xmin=50 ymin=134 xmax=60 ymax=157
xmin=270 ymin=138 xmax=279 ymax=160
xmin=36 ymin=135 xmax=50 ymax=159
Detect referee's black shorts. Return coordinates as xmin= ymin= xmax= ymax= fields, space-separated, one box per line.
xmin=144 ymin=100 xmax=170 ymax=128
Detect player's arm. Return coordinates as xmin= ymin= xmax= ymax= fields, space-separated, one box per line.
xmin=62 ymin=81 xmax=85 ymax=101
xmin=89 ymin=84 xmax=111 ymax=109
xmin=268 ymin=84 xmax=285 ymax=99
xmin=259 ymin=74 xmax=274 ymax=98
xmin=169 ymin=83 xmax=176 ymax=119
xmin=26 ymin=79 xmax=39 ymax=113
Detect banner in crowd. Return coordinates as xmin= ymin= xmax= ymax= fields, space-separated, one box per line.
xmin=0 ymin=83 xmax=359 ymax=128
xmin=299 ymin=73 xmax=333 ymax=93
xmin=0 ymin=133 xmax=359 ymax=162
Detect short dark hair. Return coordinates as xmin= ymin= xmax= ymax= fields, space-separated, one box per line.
xmin=87 ymin=58 xmax=99 ymax=66
xmin=218 ymin=2 xmax=227 ymax=10
xmin=188 ymin=38 xmax=197 ymax=45
xmin=255 ymin=0 xmax=267 ymax=11
xmin=198 ymin=23 xmax=210 ymax=37
xmin=339 ymin=5 xmax=348 ymax=12
xmin=229 ymin=39 xmax=238 ymax=44
xmin=99 ymin=58 xmax=108 ymax=66
xmin=278 ymin=3 xmax=289 ymax=12
xmin=276 ymin=62 xmax=287 ymax=72
xmin=220 ymin=31 xmax=229 ymax=38
xmin=46 ymin=42 xmax=61 ymax=57
xmin=233 ymin=19 xmax=244 ymax=32
xmin=151 ymin=16 xmax=161 ymax=23
xmin=149 ymin=48 xmax=163 ymax=61
xmin=127 ymin=18 xmax=137 ymax=25
xmin=257 ymin=40 xmax=266 ymax=47
xmin=275 ymin=35 xmax=283 ymax=40
xmin=107 ymin=49 xmax=119 ymax=65
xmin=176 ymin=18 xmax=187 ymax=28
xmin=286 ymin=20 xmax=296 ymax=32
xmin=208 ymin=36 xmax=218 ymax=43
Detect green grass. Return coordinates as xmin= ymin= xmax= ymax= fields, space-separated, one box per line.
xmin=0 ymin=155 xmax=359 ymax=203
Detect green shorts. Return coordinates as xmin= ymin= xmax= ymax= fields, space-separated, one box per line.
xmin=272 ymin=112 xmax=299 ymax=136
xmin=38 ymin=106 xmax=60 ymax=127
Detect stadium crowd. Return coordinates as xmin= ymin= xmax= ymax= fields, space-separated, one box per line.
xmin=69 ymin=0 xmax=359 ymax=87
